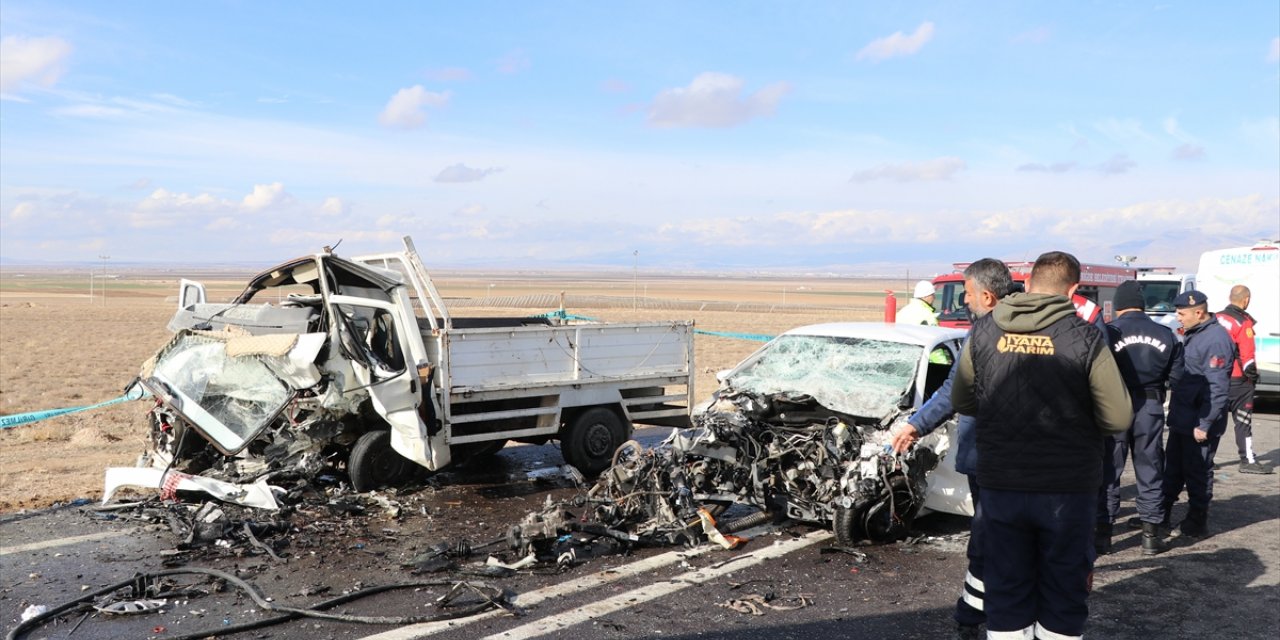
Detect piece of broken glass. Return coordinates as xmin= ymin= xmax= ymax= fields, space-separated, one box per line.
xmin=149 ymin=333 xmax=291 ymax=452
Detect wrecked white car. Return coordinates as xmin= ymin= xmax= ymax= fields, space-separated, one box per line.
xmin=509 ymin=322 xmax=973 ymax=550
xmin=110 ymin=236 xmax=693 ymax=503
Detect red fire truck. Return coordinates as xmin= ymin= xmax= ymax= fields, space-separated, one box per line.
xmin=931 ymin=261 xmax=1137 ymax=329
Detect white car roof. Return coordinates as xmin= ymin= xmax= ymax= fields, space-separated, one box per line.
xmin=780 ymin=322 xmax=967 ymax=346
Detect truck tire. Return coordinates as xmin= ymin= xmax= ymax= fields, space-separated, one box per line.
xmin=562 ymin=407 xmax=630 ymax=477
xmin=349 ymin=430 xmax=413 ymax=492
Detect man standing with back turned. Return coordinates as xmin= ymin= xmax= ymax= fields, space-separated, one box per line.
xmin=953 ymin=251 xmax=1132 ymax=640
xmin=1097 ymin=280 xmax=1182 ymax=556
xmin=1216 ymin=285 xmax=1272 ymax=474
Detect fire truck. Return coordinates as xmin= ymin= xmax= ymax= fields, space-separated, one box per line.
xmin=931 ymin=261 xmax=1137 ymax=329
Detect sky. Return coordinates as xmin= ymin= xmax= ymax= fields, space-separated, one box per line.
xmin=1 ymin=1 xmax=1278 ymax=274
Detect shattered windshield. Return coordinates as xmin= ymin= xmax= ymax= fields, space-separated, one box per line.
xmin=149 ymin=333 xmax=291 ymax=453
xmin=726 ymin=335 xmax=922 ymax=417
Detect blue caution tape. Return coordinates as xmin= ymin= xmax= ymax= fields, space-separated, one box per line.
xmin=694 ymin=329 xmax=774 ymax=342
xmin=0 ymin=387 xmax=149 ymax=430
xmin=529 ymin=309 xmax=601 ymax=322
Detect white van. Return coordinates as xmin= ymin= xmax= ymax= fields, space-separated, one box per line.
xmin=1197 ymin=242 xmax=1280 ymax=395
xmin=1137 ymin=269 xmax=1196 ymax=331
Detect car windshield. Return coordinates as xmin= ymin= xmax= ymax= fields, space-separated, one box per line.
xmin=1141 ymin=281 xmax=1180 ymax=314
xmin=726 ymin=334 xmax=923 ymax=418
xmin=935 ymin=281 xmax=969 ymax=324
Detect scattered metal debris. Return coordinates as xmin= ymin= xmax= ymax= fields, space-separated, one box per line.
xmin=718 ymin=593 xmax=813 ymax=616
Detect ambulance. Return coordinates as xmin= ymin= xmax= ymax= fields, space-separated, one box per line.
xmin=1196 ymin=242 xmax=1280 ymax=395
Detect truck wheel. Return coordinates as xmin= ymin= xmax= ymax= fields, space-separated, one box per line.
xmin=562 ymin=408 xmax=630 ymax=477
xmin=349 ymin=430 xmax=412 ymax=492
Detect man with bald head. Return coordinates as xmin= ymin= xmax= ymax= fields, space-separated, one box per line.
xmin=1216 ymin=285 xmax=1271 ymax=474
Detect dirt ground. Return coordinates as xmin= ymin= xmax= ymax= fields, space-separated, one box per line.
xmin=0 ymin=271 xmax=889 ymax=512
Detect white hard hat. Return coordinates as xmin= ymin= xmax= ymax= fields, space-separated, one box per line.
xmin=913 ymin=280 xmax=935 ymax=299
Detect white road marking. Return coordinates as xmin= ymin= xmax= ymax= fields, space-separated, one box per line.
xmin=359 ymin=528 xmax=812 ymax=640
xmin=0 ymin=530 xmax=131 ymax=556
xmin=483 ymin=530 xmax=832 ymax=640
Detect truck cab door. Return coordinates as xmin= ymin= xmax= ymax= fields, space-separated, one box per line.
xmin=328 ymin=295 xmax=441 ymax=470
xmin=177 ymin=279 xmax=206 ymax=310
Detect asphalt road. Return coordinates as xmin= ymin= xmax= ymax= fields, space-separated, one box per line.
xmin=3 ymin=409 xmax=1278 ymax=640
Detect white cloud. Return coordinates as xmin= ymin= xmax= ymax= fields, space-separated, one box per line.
xmin=647 ymin=72 xmax=791 ymax=128
xmin=1094 ymin=117 xmax=1156 ymax=143
xmin=1268 ymin=37 xmax=1279 ymax=63
xmin=1017 ymin=161 xmax=1077 ymax=173
xmin=205 ymin=216 xmax=241 ymax=231
xmin=455 ymin=203 xmax=486 ymax=216
xmin=855 ymin=22 xmax=935 ymax=62
xmin=1163 ymin=116 xmax=1196 ymax=142
xmin=321 ymin=196 xmax=349 ymax=216
xmin=131 ymin=188 xmax=235 ymax=228
xmin=434 ymin=163 xmax=502 ymax=183
xmin=1171 ymin=144 xmax=1205 ymax=161
xmin=242 ymin=182 xmax=287 ymax=211
xmin=653 ymin=196 xmax=1279 ymax=268
xmin=51 ymin=104 xmax=130 ymax=118
xmin=9 ymin=201 xmax=37 ymax=221
xmin=497 ymin=49 xmax=531 ymax=74
xmin=0 ymin=35 xmax=73 ymax=95
xmin=378 ymin=85 xmax=451 ymax=129
xmin=849 ymin=157 xmax=967 ymax=183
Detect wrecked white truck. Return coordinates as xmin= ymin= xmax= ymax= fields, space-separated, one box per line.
xmin=123 ymin=236 xmax=693 ymax=495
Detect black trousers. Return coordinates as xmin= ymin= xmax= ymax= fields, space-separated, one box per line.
xmin=1229 ymin=378 xmax=1256 ymax=462
xmin=1163 ymin=430 xmax=1222 ymax=512
xmin=981 ymin=488 xmax=1093 ymax=638
xmin=1099 ymin=396 xmax=1167 ymax=524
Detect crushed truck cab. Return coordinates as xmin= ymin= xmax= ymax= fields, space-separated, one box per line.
xmin=128 ymin=236 xmax=693 ymax=493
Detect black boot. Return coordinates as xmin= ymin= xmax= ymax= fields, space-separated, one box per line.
xmin=1094 ymin=522 xmax=1113 ymax=555
xmin=1180 ymin=508 xmax=1208 ymax=538
xmin=1141 ymin=522 xmax=1165 ymax=555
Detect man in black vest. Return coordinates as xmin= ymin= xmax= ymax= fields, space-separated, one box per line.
xmin=1097 ymin=280 xmax=1183 ymax=556
xmin=952 ymin=251 xmax=1132 ymax=640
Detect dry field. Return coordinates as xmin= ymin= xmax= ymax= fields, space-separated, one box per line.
xmin=0 ymin=270 xmax=897 ymax=512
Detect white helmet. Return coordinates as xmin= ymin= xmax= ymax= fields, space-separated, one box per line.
xmin=913 ymin=280 xmax=935 ymax=299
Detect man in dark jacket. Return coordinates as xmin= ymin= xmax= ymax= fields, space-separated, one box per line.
xmin=952 ymin=251 xmax=1132 ymax=640
xmin=1163 ymin=290 xmax=1235 ymax=537
xmin=1097 ymin=280 xmax=1183 ymax=556
xmin=890 ymin=258 xmax=1015 ymax=640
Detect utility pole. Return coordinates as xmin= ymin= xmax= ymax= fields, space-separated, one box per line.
xmin=99 ymin=254 xmax=110 ymax=306
xmin=632 ymin=250 xmax=638 ymax=311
